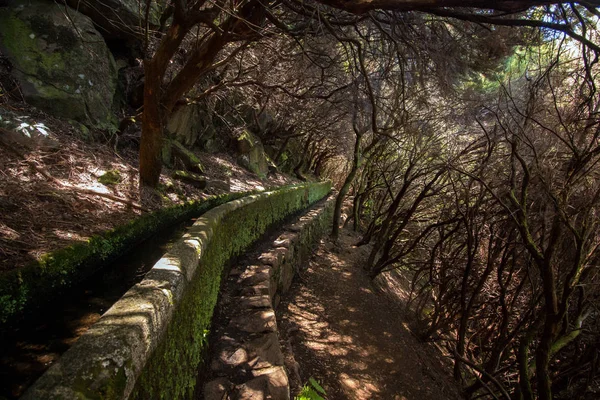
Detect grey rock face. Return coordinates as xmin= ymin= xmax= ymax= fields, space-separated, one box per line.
xmin=0 ymin=0 xmax=118 ymax=129
xmin=63 ymin=0 xmax=165 ymax=40
xmin=237 ymin=130 xmax=269 ymax=177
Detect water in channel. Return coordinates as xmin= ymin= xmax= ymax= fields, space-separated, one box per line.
xmin=0 ymin=219 xmax=194 ymax=399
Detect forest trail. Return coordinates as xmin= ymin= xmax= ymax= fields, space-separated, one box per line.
xmin=279 ymin=228 xmax=461 ymax=400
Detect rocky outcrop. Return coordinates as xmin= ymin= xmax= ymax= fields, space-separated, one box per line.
xmin=203 ymin=193 xmax=335 ymax=400
xmin=172 ymin=170 xmax=207 ymax=189
xmin=63 ymin=0 xmax=164 ymax=41
xmin=237 ymin=130 xmax=269 ymax=177
xmin=166 ymin=101 xmax=223 ymax=153
xmin=170 ymin=139 xmax=205 ymax=173
xmin=0 ymin=0 xmax=118 ymax=129
xmin=0 ymin=108 xmax=60 ymax=150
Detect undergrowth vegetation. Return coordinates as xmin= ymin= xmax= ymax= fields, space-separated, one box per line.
xmin=296 ymin=377 xmax=327 ymax=400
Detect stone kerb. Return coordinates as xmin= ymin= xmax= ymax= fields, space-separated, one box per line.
xmin=204 ymin=193 xmax=335 ymax=400
xmin=22 ymin=182 xmax=331 ymax=400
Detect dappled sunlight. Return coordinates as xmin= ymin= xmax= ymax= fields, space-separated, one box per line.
xmin=339 ymin=372 xmax=381 ymax=398
xmin=152 ymin=256 xmax=183 ymax=274
xmin=51 ymin=229 xmax=87 ymax=242
xmin=230 ymin=179 xmax=264 ymax=192
xmin=205 ymin=153 xmax=269 ymax=192
xmin=280 ymin=228 xmax=461 ymax=399
xmin=69 ymin=181 xmax=112 ymax=195
xmin=0 ymin=126 xmax=144 ymax=273
xmin=0 ymin=222 xmax=20 ymax=241
xmin=375 ymin=269 xmax=413 ymax=305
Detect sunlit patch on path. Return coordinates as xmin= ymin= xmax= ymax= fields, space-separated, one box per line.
xmin=279 ymin=228 xmax=461 ymax=400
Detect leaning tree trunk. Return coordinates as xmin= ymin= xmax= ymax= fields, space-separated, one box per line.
xmin=137 ymin=6 xmax=247 ymax=190
xmin=536 ymin=314 xmax=559 ymax=400
xmin=138 ymin=20 xmax=188 ymax=189
xmin=331 ymin=132 xmax=362 ymax=240
xmin=516 ymin=319 xmax=541 ymax=400
xmin=274 ymin=137 xmax=291 ymax=164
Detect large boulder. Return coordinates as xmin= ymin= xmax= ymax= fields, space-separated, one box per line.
xmin=237 ymin=130 xmax=269 ymax=177
xmin=0 ymin=0 xmax=118 ymax=129
xmin=62 ymin=0 xmax=165 ymax=41
xmin=166 ymin=102 xmax=219 ymax=151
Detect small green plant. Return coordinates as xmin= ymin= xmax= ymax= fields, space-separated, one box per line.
xmin=296 ymin=377 xmax=326 ymax=400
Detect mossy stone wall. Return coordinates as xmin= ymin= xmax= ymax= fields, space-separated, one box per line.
xmin=0 ymin=191 xmax=252 ymax=330
xmin=202 ymin=193 xmax=335 ymax=399
xmin=21 ymin=182 xmax=331 ymax=400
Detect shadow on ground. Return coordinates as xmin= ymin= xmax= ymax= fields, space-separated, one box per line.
xmin=278 ymin=228 xmax=461 ymax=400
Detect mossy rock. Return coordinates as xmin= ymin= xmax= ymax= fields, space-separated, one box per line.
xmin=237 ymin=130 xmax=269 ymax=178
xmin=172 ymin=170 xmax=207 ymax=189
xmin=167 ymin=102 xmax=218 ymax=150
xmin=0 ymin=0 xmax=118 ymax=130
xmin=171 ymin=140 xmax=204 ymax=174
xmin=98 ymin=170 xmax=121 ymax=185
xmin=63 ymin=0 xmax=165 ymax=41
xmin=167 ymin=104 xmax=202 ymax=147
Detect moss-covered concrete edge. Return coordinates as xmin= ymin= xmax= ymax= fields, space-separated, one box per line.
xmin=21 ymin=181 xmax=331 ymax=400
xmin=0 ymin=190 xmax=256 ymax=329
xmin=203 ymin=193 xmax=336 ymax=399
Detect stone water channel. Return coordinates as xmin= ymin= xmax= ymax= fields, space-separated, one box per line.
xmin=0 ymin=183 xmax=332 ymax=399
xmin=201 ymin=195 xmax=334 ymax=399
xmin=0 ymin=220 xmax=192 ymax=399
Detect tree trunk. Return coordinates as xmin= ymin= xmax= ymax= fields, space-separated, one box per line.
xmin=352 ymin=193 xmax=361 ymax=231
xmin=331 ymin=132 xmax=362 ymax=240
xmin=138 ymin=20 xmax=188 ymax=189
xmin=293 ymin=159 xmax=306 ymax=180
xmin=516 ymin=317 xmax=541 ymax=400
xmin=294 ymin=134 xmax=313 ymax=180
xmin=536 ymin=315 xmax=558 ymax=400
xmin=139 ymin=59 xmax=164 ymax=188
xmin=355 ymin=220 xmax=379 ymax=246
xmin=162 ymin=32 xmax=227 ymax=114
xmin=364 ymin=166 xmax=415 ymax=270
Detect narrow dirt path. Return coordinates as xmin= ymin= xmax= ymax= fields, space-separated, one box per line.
xmin=279 ymin=228 xmax=461 ymax=400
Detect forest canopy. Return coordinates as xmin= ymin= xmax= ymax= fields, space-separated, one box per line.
xmin=1 ymin=0 xmax=599 ymax=398
xmin=129 ymin=1 xmax=600 ymax=399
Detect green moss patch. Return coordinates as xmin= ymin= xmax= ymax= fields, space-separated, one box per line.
xmin=0 ymin=191 xmax=255 ymax=329
xmin=172 ymin=170 xmax=207 ymax=190
xmin=130 ymin=182 xmax=331 ymax=399
xmin=171 ymin=140 xmax=204 ymax=174
xmin=0 ymin=0 xmax=118 ymax=129
xmin=98 ymin=170 xmax=122 ymax=185
xmin=16 ymin=182 xmax=331 ymax=399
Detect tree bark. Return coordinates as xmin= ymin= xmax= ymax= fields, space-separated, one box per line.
xmin=162 ymin=32 xmax=228 ymax=114
xmin=331 ymin=131 xmax=362 ymax=239
xmin=516 ymin=324 xmax=537 ymax=400
xmin=274 ymin=137 xmax=291 ymax=164
xmin=536 ymin=315 xmax=559 ymax=400
xmin=139 ymin=59 xmax=164 ymax=188
xmin=139 ymin=20 xmax=188 ymax=188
